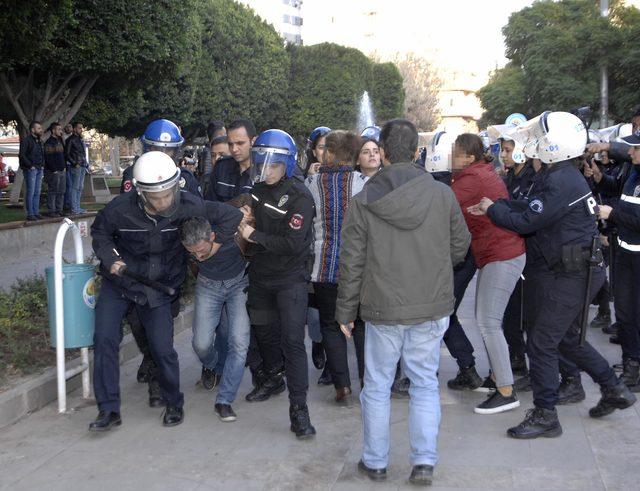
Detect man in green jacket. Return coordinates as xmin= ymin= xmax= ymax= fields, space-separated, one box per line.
xmin=336 ymin=119 xmax=470 ymax=486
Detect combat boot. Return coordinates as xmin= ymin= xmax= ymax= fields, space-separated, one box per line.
xmin=507 ymin=407 xmax=562 ymax=439
xmin=590 ymin=310 xmax=611 ymax=330
xmin=245 ymin=367 xmax=286 ymax=402
xmin=447 ymin=366 xmax=483 ymax=391
xmin=619 ymin=359 xmax=640 ymax=388
xmin=148 ymin=379 xmax=165 ymax=408
xmin=589 ymin=381 xmax=637 ymax=418
xmin=557 ymin=376 xmax=585 ymax=405
xmin=289 ymin=404 xmax=316 ymax=439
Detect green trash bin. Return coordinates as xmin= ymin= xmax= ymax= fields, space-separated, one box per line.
xmin=46 ymin=264 xmax=96 ymax=348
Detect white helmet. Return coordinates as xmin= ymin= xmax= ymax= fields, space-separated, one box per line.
xmin=487 ymin=124 xmax=526 ymax=164
xmin=425 ymin=131 xmax=455 ymax=173
xmin=511 ymin=111 xmax=587 ymax=164
xmin=597 ymin=123 xmax=632 ymax=143
xmin=133 ymin=151 xmax=181 ymax=217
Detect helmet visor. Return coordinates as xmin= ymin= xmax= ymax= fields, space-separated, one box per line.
xmin=251 ymin=147 xmax=289 ymax=184
xmin=139 ymin=184 xmax=180 ymax=218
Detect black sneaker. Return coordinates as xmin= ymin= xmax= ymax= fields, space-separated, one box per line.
xmin=391 ymin=377 xmax=410 ymax=399
xmin=507 ymin=407 xmax=562 ymax=439
xmin=557 ymin=376 xmax=585 ymax=405
xmin=289 ymin=404 xmax=316 ymax=439
xmin=474 ymin=390 xmax=520 ymax=414
xmin=589 ymin=381 xmax=637 ymax=418
xmin=590 ymin=310 xmax=611 ymax=330
xmin=357 ymin=460 xmax=386 ymax=482
xmin=200 ymin=366 xmax=219 ymax=391
xmin=214 ymin=403 xmax=237 ymax=422
xmin=474 ymin=375 xmax=496 ymax=393
xmin=447 ymin=366 xmax=483 ymax=391
xmin=162 ymin=406 xmax=184 ymax=427
xmin=513 ymin=374 xmax=532 ymax=392
xmin=409 ymin=464 xmax=434 ymax=486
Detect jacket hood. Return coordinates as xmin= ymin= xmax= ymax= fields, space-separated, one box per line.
xmin=360 ymin=163 xmax=438 ymax=230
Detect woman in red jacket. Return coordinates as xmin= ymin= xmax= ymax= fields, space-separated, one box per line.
xmin=452 ymin=134 xmax=526 ymax=415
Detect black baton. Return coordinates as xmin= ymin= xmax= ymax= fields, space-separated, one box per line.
xmin=579 ymin=236 xmax=601 ymax=346
xmin=119 ymin=266 xmax=176 ymax=297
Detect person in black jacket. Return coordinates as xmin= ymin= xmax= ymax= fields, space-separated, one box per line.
xmin=64 ymin=121 xmax=88 ymax=214
xmin=43 ymin=122 xmax=67 ymax=216
xmin=237 ymin=129 xmax=316 ymax=439
xmin=89 ymin=151 xmax=208 ymax=432
xmin=19 ymin=120 xmax=44 ymax=220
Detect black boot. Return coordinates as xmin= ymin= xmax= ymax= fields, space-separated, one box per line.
xmin=507 ymin=407 xmax=562 ymax=439
xmin=311 ymin=342 xmax=326 ymax=370
xmin=137 ymin=356 xmax=154 ymax=383
xmin=317 ymin=365 xmax=333 ymax=385
xmin=148 ymin=379 xmax=165 ymax=408
xmin=602 ymin=321 xmax=619 ymax=335
xmin=610 ymin=334 xmax=621 ymax=345
xmin=289 ymin=404 xmax=316 ymax=439
xmin=510 ymin=354 xmax=527 ymax=377
xmin=162 ymin=406 xmax=184 ymax=427
xmin=589 ymin=381 xmax=637 ymax=418
xmin=619 ymin=359 xmax=640 ymax=388
xmin=557 ymin=376 xmax=585 ymax=405
xmin=89 ymin=411 xmax=122 ymax=432
xmin=513 ymin=373 xmax=532 ymax=392
xmin=447 ymin=366 xmax=483 ymax=391
xmin=590 ymin=310 xmax=611 ymax=330
xmin=391 ymin=377 xmax=410 ymax=399
xmin=251 ymin=365 xmax=267 ymax=388
xmin=245 ymin=368 xmax=286 ymax=402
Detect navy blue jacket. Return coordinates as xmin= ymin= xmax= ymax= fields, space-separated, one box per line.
xmin=205 ymin=157 xmax=252 ymax=202
xmin=607 ymin=165 xmax=640 ymax=253
xmin=488 ymin=161 xmax=599 ymax=269
xmin=18 ymin=134 xmax=44 ymax=170
xmin=91 ymin=191 xmax=208 ymax=307
xmin=503 ymin=162 xmax=537 ymax=200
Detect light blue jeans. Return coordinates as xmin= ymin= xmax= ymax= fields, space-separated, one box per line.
xmin=24 ymin=168 xmax=43 ymax=216
xmin=193 ymin=270 xmax=250 ymax=405
xmin=69 ymin=166 xmax=86 ymax=213
xmin=361 ymin=317 xmax=449 ymax=469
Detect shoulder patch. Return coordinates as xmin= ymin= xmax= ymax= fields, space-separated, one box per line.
xmin=123 ymin=180 xmax=132 ymax=192
xmin=529 ymin=199 xmax=544 ymax=214
xmin=289 ymin=213 xmax=304 ymax=230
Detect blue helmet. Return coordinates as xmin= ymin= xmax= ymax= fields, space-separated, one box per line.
xmin=308 ymin=126 xmax=331 ymax=145
xmin=141 ymin=119 xmax=184 ymax=148
xmin=361 ymin=125 xmax=381 ymax=142
xmin=251 ymin=129 xmax=298 ymax=183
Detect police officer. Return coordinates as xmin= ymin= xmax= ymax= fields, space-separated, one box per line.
xmin=205 ymin=118 xmax=256 ymax=202
xmin=119 ymin=119 xmax=200 ymax=406
xmin=90 ymin=152 xmax=207 ymax=431
xmin=587 ymin=124 xmax=640 ymax=389
xmin=470 ymin=111 xmax=636 ymax=439
xmin=237 ymin=129 xmax=316 ymax=439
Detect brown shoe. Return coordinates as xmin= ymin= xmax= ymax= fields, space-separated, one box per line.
xmin=335 ymin=386 xmax=352 ymax=403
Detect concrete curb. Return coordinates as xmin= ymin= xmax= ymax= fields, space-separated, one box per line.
xmin=0 ymin=304 xmax=194 ymax=429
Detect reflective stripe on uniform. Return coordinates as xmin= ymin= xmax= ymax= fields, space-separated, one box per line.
xmin=618 ymin=236 xmax=640 ymax=252
xmin=620 ymin=194 xmax=640 ymax=205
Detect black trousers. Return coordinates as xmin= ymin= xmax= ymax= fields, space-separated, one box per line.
xmin=314 ymin=282 xmax=365 ymax=388
xmin=443 ymin=250 xmax=477 ymax=369
xmin=503 ymin=278 xmax=526 ymax=359
xmin=614 ymin=248 xmax=640 ymax=362
xmin=248 ymin=281 xmax=309 ymax=406
xmin=526 ymin=264 xmax=616 ymax=410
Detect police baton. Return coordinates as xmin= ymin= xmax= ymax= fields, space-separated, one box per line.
xmin=579 ymin=236 xmax=602 ymax=346
xmin=111 ymin=248 xmax=176 ymax=296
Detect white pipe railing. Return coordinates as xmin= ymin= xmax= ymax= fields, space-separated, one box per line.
xmin=54 ymin=218 xmax=91 ymax=413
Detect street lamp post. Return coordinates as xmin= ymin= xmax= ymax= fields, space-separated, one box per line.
xmin=600 ymin=0 xmax=609 ymax=128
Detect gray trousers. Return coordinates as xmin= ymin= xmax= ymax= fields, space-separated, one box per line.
xmin=474 ymin=253 xmax=526 ymax=387
xmin=46 ymin=170 xmax=66 ymax=213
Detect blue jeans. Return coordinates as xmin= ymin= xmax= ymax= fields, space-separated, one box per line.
xmin=64 ymin=167 xmax=73 ymax=209
xmin=307 ymin=307 xmax=322 ymax=343
xmin=24 ymin=168 xmax=43 ymax=216
xmin=69 ymin=166 xmax=86 ymax=212
xmin=193 ymin=270 xmax=250 ymax=405
xmin=361 ymin=317 xmax=449 ymax=469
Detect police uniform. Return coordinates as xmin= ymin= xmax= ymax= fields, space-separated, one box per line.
xmin=206 ymin=156 xmax=252 ymax=202
xmin=487 ymin=160 xmax=618 ymax=411
xmin=246 ymin=177 xmax=315 ymax=407
xmin=504 ymin=161 xmax=537 ymax=200
xmin=91 ymin=190 xmax=207 ymax=414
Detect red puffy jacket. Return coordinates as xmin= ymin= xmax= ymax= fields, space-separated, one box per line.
xmin=452 ymin=160 xmax=525 ymax=268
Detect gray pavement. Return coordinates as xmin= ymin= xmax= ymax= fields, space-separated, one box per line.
xmin=1 ymin=279 xmax=640 ymax=490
